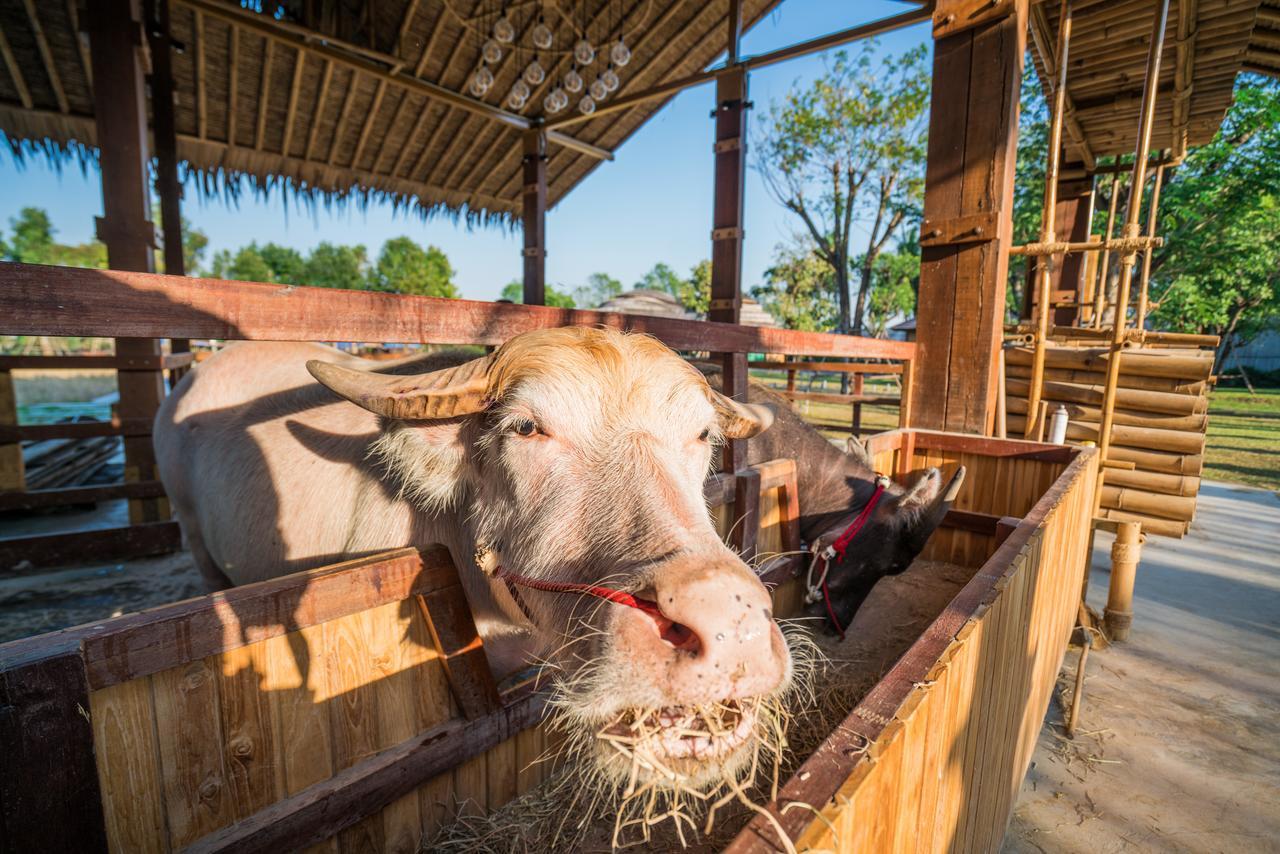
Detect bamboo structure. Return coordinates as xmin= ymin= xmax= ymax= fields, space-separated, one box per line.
xmin=1134 ymin=162 xmax=1167 ymax=329
xmin=1105 ymin=521 xmax=1144 ymax=641
xmin=1092 ymin=173 xmax=1122 ymax=326
xmin=1025 ymin=0 xmax=1076 ymax=439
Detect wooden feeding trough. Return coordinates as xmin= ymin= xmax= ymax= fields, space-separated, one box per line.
xmin=0 ymin=431 xmax=1096 ymax=852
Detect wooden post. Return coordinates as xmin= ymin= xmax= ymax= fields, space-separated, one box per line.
xmin=1092 ymin=173 xmax=1122 ymax=327
xmin=88 ymin=0 xmax=168 ymax=525
xmin=144 ymin=0 xmax=190 ymax=383
xmin=911 ymin=0 xmax=1027 ymax=434
xmin=1050 ymin=171 xmax=1094 ymax=326
xmin=1095 ymin=0 xmax=1171 ymax=517
xmin=1104 ymin=520 xmax=1142 ymax=641
xmin=708 ymin=60 xmax=748 ymax=472
xmin=0 ymin=368 xmax=23 ymax=492
xmin=1024 ymin=0 xmax=1073 ymax=439
xmin=851 ymin=372 xmax=864 ymax=437
xmin=521 ymin=128 xmax=547 ymax=306
xmin=1134 ymin=162 xmax=1165 ymax=330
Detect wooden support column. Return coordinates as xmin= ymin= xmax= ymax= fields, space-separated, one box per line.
xmin=145 ymin=0 xmax=191 ymax=381
xmin=521 ymin=128 xmax=547 ymax=306
xmin=0 ymin=369 xmax=22 ymax=492
xmin=1050 ymin=170 xmax=1094 ymax=326
xmin=912 ymin=1 xmax=1027 ymax=434
xmin=88 ymin=0 xmax=168 ymax=525
xmin=708 ymin=62 xmax=749 ymax=474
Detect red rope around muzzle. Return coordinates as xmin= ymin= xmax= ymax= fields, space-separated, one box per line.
xmin=493 ymin=566 xmax=664 ymax=618
xmin=805 ymin=474 xmax=891 ymax=641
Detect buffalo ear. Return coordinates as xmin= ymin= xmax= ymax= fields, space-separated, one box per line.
xmin=845 ymin=436 xmax=874 ymax=469
xmin=712 ymin=392 xmax=774 ymax=438
xmin=898 ymin=466 xmax=967 ymax=555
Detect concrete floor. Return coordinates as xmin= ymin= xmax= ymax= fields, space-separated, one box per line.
xmin=1004 ymin=481 xmax=1280 ymax=853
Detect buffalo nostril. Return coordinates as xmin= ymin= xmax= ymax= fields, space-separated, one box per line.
xmin=659 ymin=617 xmax=699 ymax=651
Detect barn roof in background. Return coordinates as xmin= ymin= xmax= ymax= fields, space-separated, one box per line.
xmin=1027 ymin=0 xmax=1274 ymax=167
xmin=0 ymin=0 xmax=779 ymax=224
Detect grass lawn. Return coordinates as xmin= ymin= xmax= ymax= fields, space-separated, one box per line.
xmin=1204 ymin=387 xmax=1280 ymax=492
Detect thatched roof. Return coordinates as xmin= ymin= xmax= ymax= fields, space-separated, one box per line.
xmin=0 ymin=0 xmax=778 ymax=224
xmin=1249 ymin=0 xmax=1280 ymax=76
xmin=1028 ymin=0 xmax=1272 ymax=165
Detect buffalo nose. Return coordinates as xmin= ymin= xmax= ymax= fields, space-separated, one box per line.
xmin=614 ymin=554 xmax=788 ymax=706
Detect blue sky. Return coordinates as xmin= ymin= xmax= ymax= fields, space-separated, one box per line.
xmin=0 ymin=1 xmax=931 ymax=303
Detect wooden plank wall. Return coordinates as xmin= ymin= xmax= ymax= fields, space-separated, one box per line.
xmin=74 ymin=461 xmax=800 ymax=852
xmin=728 ymin=434 xmax=1097 ymax=852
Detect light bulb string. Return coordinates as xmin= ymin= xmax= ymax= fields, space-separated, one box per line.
xmin=442 ymin=0 xmax=650 ymax=56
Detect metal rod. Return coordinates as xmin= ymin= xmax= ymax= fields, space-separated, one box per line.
xmin=1025 ymin=0 xmax=1074 ymax=439
xmin=1094 ymin=0 xmax=1172 ymax=517
xmin=545 ymin=5 xmax=934 ymax=130
xmin=1092 ymin=172 xmax=1121 ymax=328
xmin=1134 ymin=162 xmax=1166 ymax=330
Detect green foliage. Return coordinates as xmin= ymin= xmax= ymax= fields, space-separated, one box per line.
xmin=499 ymin=279 xmax=577 ymax=308
xmin=752 ymin=243 xmax=840 ymax=331
xmin=2 ymin=207 xmax=107 ymax=268
xmin=635 ymin=260 xmax=711 ymax=314
xmin=305 ymin=242 xmax=369 ymax=289
xmin=755 ymin=41 xmax=929 ymax=333
xmin=1149 ymin=77 xmax=1280 ymax=362
xmin=369 ymin=237 xmax=458 ymax=297
xmin=572 ymin=272 xmax=623 ymax=308
xmin=210 ymin=244 xmax=281 ymax=282
xmin=860 ymin=246 xmax=919 ymax=338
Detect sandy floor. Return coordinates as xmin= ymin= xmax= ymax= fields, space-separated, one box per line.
xmin=1004 ymin=481 xmax=1280 ymax=853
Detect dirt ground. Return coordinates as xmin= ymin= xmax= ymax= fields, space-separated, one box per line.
xmin=1004 ymin=480 xmax=1280 ymax=854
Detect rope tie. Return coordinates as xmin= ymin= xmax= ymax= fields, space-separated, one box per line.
xmin=804 ymin=474 xmax=892 ymax=640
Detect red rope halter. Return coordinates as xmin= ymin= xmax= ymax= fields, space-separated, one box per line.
xmin=805 ymin=475 xmax=891 ymax=640
xmin=493 ymin=566 xmax=664 ymax=619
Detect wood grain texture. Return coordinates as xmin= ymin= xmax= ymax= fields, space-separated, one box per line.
xmin=0 ymin=262 xmax=914 ymax=361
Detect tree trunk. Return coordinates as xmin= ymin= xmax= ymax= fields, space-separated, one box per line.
xmin=853 ymin=255 xmax=876 ymax=337
xmin=835 ymin=256 xmax=851 ymax=335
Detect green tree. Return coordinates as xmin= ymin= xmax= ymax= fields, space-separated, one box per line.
xmin=370 ymin=237 xmax=458 ymax=297
xmin=499 ymin=279 xmax=576 ymax=308
xmin=635 ymin=261 xmax=712 ymax=315
xmin=2 ymin=207 xmax=107 ymax=268
xmin=1147 ymin=77 xmax=1280 ymax=369
xmin=860 ymin=245 xmax=919 ymax=338
xmin=756 ymin=42 xmax=929 ymax=335
xmin=751 ymin=242 xmax=840 ymax=331
xmin=305 ymin=242 xmax=369 ymax=289
xmin=572 ymin=272 xmax=623 ymax=308
xmin=209 ymin=244 xmax=276 ymax=282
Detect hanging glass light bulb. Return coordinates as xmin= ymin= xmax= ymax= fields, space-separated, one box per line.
xmin=524 ymin=59 xmax=546 ymax=86
xmin=578 ymin=94 xmax=596 ymax=115
xmin=510 ymin=78 xmax=531 ymax=101
xmin=545 ymin=87 xmax=567 ymax=113
xmin=563 ymin=66 xmax=584 ymax=93
xmin=469 ymin=65 xmax=494 ymax=97
xmin=481 ymin=38 xmax=503 ymax=64
xmin=588 ymin=75 xmax=608 ymax=101
xmin=573 ymin=38 xmax=595 ymax=65
xmin=601 ymin=65 xmax=620 ymax=92
xmin=531 ymin=17 xmax=554 ymax=50
xmin=507 ymin=89 xmax=528 ymax=109
xmin=493 ymin=15 xmax=516 ymax=44
xmin=610 ymin=39 xmax=631 ymax=67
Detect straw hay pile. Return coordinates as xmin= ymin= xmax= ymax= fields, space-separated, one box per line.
xmin=422 ymin=558 xmax=975 ymax=852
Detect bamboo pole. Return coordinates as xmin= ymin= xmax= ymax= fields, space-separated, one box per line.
xmin=1134 ymin=162 xmax=1166 ymax=330
xmin=1004 ymin=415 xmax=1205 ymax=455
xmin=1102 ymin=468 xmax=1200 ymax=498
xmin=1025 ymin=0 xmax=1076 ymax=439
xmin=1093 ymin=173 xmax=1121 ymax=328
xmin=1005 ymin=363 xmax=1209 ymax=395
xmin=1094 ymin=0 xmax=1172 ymax=519
xmin=1005 ymin=346 xmax=1214 ymax=380
xmin=1104 ymin=522 xmax=1142 ymax=640
xmin=1107 ymin=446 xmax=1203 ymax=476
xmin=1100 ymin=485 xmax=1198 ymax=521
xmin=1004 ymin=376 xmax=1207 ymax=415
xmin=996 ymin=349 xmax=1008 ymax=439
xmin=1096 ymin=507 xmax=1188 ymax=538
xmin=1009 ymin=235 xmax=1160 ymax=256
xmin=1005 ymin=396 xmax=1207 ymax=432
xmin=1065 ymin=632 xmax=1090 ymax=738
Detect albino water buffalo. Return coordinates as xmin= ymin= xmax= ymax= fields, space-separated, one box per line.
xmin=154 ymin=327 xmax=958 ymax=795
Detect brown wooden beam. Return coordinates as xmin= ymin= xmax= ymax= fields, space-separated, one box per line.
xmin=1048 ymin=172 xmax=1094 ymax=326
xmin=0 ymin=263 xmax=917 ymax=361
xmin=88 ymin=0 xmax=169 ymax=526
xmin=0 ymin=22 xmax=33 ymax=110
xmin=146 ymin=0 xmax=187 ymax=281
xmin=521 ymin=129 xmax=547 ymax=306
xmin=65 ymin=0 xmax=93 ymax=90
xmin=227 ymin=22 xmax=239 ymax=146
xmin=911 ymin=2 xmax=1027 ymax=435
xmin=0 ymin=481 xmax=167 ymax=512
xmin=194 ymin=7 xmax=206 ymax=137
xmin=0 ymin=417 xmax=153 ymax=442
xmin=254 ymin=36 xmax=276 ymax=151
xmin=0 ymin=521 xmax=181 ymax=574
xmin=280 ymin=47 xmax=306 ymax=157
xmin=709 ymin=61 xmax=750 ymax=474
xmin=20 ymin=0 xmax=68 ymax=113
xmin=349 ymin=78 xmax=388 ymax=169
xmin=303 ymin=58 xmax=333 ymax=160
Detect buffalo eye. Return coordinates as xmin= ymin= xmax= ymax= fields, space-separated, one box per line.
xmin=513 ymin=418 xmax=537 ymax=437
xmin=698 ymin=427 xmax=712 ymax=442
